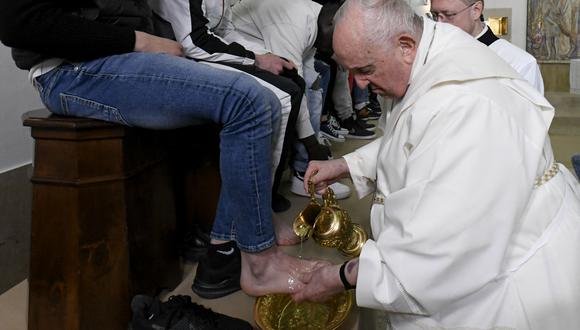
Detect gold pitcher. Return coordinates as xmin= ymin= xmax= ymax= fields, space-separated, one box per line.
xmin=312 ymin=188 xmax=368 ymax=258
xmin=293 ymin=181 xmax=322 ymax=240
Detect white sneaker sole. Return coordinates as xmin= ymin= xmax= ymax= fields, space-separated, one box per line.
xmin=290 ymin=176 xmax=351 ymax=199
xmin=346 ymin=133 xmax=377 ymax=140
xmin=319 ymin=131 xmax=346 ymax=143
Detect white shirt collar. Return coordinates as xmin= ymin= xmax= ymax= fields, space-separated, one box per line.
xmin=474 ymin=22 xmax=488 ymax=39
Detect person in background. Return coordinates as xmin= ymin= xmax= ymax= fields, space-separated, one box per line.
xmin=227 ymin=0 xmax=353 ymax=200
xmin=429 ymin=0 xmax=545 ymax=94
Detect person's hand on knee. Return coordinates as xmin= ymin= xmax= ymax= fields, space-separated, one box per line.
xmin=255 ymin=53 xmax=295 ymax=75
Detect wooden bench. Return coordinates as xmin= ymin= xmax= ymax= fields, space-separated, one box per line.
xmin=23 ymin=109 xmax=221 ymax=330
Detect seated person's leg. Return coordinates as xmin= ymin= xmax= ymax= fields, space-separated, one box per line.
xmin=352 ymin=83 xmax=369 ymax=112
xmin=34 ymin=51 xmax=318 ymax=298
xmin=198 ymin=61 xmax=304 ymax=213
xmin=331 ymin=63 xmax=376 ymax=139
xmin=291 ymin=64 xmax=351 ymax=200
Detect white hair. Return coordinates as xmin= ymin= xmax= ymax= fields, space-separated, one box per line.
xmin=334 ymin=0 xmax=423 ymax=48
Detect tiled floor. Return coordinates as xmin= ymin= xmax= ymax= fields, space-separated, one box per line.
xmin=1 ymin=91 xmax=578 ymax=330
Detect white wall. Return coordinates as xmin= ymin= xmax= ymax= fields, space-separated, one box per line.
xmin=0 ymin=44 xmax=41 ymax=174
xmin=485 ymin=0 xmax=527 ymax=49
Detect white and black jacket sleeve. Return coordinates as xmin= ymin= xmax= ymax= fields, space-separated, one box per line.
xmin=150 ymin=0 xmax=256 ymax=65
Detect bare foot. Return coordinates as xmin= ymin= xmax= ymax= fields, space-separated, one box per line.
xmin=240 ymin=246 xmax=330 ymax=297
xmin=273 ymin=213 xmax=302 ymax=246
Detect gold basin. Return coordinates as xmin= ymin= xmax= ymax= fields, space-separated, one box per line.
xmin=254 ymin=291 xmax=354 ymax=330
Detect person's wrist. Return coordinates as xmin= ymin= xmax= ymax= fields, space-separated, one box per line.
xmin=339 ymin=260 xmax=356 ymax=290
xmin=134 ymin=31 xmax=146 ymax=52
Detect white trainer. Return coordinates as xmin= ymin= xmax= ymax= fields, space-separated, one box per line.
xmin=290 ymin=172 xmax=351 ymax=200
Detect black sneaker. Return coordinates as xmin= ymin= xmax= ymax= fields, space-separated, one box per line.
xmin=357 ymin=105 xmax=381 ymax=120
xmin=272 ymin=192 xmax=291 ymax=213
xmin=131 ymin=294 xmax=252 ymax=330
xmin=192 ymin=242 xmax=241 ymax=299
xmin=341 ymin=117 xmax=376 ymax=140
xmin=179 ymin=224 xmax=210 ymax=263
xmin=356 ymin=117 xmax=376 ymax=131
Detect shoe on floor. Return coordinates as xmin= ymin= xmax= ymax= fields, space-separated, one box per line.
xmin=356 ymin=117 xmax=376 ymax=131
xmin=272 ymin=192 xmax=291 ymax=213
xmin=290 ymin=171 xmax=351 ymax=200
xmin=320 ymin=121 xmax=346 ymax=142
xmin=130 ymin=294 xmax=252 ymax=330
xmin=179 ymin=224 xmax=210 ymax=263
xmin=192 ymin=242 xmax=241 ymax=299
xmin=357 ymin=105 xmax=381 ymax=120
xmin=341 ymin=117 xmax=376 ymax=140
xmin=328 ymin=115 xmax=349 ymax=135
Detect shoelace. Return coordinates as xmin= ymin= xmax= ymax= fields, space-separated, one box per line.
xmin=328 ymin=116 xmax=344 ymax=131
xmin=324 ymin=121 xmax=342 ymax=136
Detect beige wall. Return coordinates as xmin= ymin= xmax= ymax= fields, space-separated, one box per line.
xmin=0 ymin=44 xmax=40 ymax=174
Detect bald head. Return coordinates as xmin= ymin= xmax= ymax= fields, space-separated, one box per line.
xmin=332 ymin=0 xmax=422 ymax=98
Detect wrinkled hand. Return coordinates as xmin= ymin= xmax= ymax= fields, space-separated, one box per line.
xmin=255 ymin=53 xmax=295 ymax=75
xmin=304 ymin=158 xmax=350 ymax=194
xmin=291 ymin=263 xmax=344 ymax=303
xmin=134 ymin=31 xmax=183 ymax=57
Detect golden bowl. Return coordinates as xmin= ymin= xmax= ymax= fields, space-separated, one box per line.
xmin=254 ymin=291 xmax=354 ymax=330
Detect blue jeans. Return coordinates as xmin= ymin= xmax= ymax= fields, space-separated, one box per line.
xmin=315 ymin=60 xmax=331 ymax=114
xmin=33 ymin=52 xmax=280 ymax=252
xmin=292 ymin=62 xmax=323 ymax=173
xmin=352 ymin=84 xmax=369 ymax=110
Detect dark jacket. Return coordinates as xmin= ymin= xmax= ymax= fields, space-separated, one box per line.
xmin=0 ymin=0 xmax=154 ymax=69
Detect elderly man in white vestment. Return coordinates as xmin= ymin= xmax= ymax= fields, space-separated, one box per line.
xmin=292 ymin=0 xmax=580 ymax=328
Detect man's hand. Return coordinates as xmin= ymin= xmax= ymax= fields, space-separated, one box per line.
xmin=134 ymin=31 xmax=183 ymax=57
xmin=255 ymin=53 xmax=295 ymax=75
xmin=304 ymin=158 xmax=350 ymax=195
xmin=291 ymin=263 xmax=344 ymax=303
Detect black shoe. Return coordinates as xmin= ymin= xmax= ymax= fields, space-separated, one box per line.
xmin=192 ymin=242 xmax=241 ymax=299
xmin=357 ymin=105 xmax=381 ymax=120
xmin=179 ymin=225 xmax=210 ymax=263
xmin=272 ymin=192 xmax=291 ymax=213
xmin=131 ymin=294 xmax=252 ymax=330
xmin=356 ymin=117 xmax=376 ymax=131
xmin=341 ymin=117 xmax=376 ymax=140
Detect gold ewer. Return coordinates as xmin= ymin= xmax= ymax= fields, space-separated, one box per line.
xmin=293 ymin=181 xmax=322 ymax=240
xmin=293 ymin=184 xmax=368 ymax=258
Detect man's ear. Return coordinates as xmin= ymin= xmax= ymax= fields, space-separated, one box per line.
xmin=471 ymin=0 xmax=483 ymax=21
xmin=398 ymin=34 xmax=417 ymax=65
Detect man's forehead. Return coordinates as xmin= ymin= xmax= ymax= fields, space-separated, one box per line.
xmin=334 ymin=25 xmax=363 ymax=57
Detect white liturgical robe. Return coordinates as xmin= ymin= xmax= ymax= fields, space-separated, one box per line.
xmin=344 ymin=18 xmax=580 ymax=329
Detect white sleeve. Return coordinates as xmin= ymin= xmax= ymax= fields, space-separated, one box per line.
xmin=343 ymin=139 xmax=382 ymax=198
xmin=521 ymin=60 xmax=545 ymax=95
